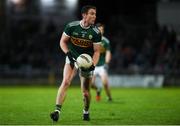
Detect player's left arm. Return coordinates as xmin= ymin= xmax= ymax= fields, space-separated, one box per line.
xmin=105 ymin=37 xmax=112 ymax=64
xmin=105 ymin=50 xmax=112 ymax=64
xmin=92 ymin=43 xmax=101 ymax=66
xmin=92 ymin=26 xmax=101 ymax=66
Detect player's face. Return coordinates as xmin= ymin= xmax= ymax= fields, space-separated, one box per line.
xmin=98 ymin=26 xmax=104 ymax=35
xmin=84 ymin=9 xmax=96 ymax=25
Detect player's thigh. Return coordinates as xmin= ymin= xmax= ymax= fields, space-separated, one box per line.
xmin=99 ymin=68 xmax=109 ymax=83
xmin=63 ymin=64 xmax=76 ymax=83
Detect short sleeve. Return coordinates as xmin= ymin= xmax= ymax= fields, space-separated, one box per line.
xmin=64 ymin=23 xmax=72 ymax=36
xmin=95 ymin=33 xmax=102 ymax=43
xmin=106 ymin=39 xmax=111 ymax=51
xmin=91 ymin=26 xmax=102 ymax=43
xmin=92 ymin=32 xmax=102 ymax=44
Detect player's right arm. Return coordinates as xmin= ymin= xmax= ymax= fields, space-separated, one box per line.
xmin=60 ymin=22 xmax=77 ymax=66
xmin=60 ymin=22 xmax=74 ymax=54
xmin=60 ymin=32 xmax=70 ymax=54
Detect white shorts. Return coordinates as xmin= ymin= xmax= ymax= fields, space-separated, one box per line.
xmin=65 ymin=56 xmax=78 ymax=68
xmin=65 ymin=56 xmax=93 ymax=78
xmin=94 ymin=65 xmax=108 ymax=77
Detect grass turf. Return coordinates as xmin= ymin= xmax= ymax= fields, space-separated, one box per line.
xmin=0 ymin=86 xmax=180 ymax=125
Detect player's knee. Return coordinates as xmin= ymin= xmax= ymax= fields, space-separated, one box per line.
xmin=62 ymin=79 xmax=71 ymax=88
xmin=83 ymin=91 xmax=89 ymax=97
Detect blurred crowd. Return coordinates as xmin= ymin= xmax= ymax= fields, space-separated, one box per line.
xmin=0 ymin=19 xmax=64 ymax=77
xmin=0 ymin=19 xmax=180 ymax=77
xmin=110 ymin=24 xmax=180 ymax=75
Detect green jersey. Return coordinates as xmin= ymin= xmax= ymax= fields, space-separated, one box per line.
xmin=64 ymin=21 xmax=101 ymax=59
xmin=96 ymin=36 xmax=111 ymax=66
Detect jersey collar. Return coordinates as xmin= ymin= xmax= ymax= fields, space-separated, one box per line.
xmin=80 ymin=20 xmax=90 ymax=29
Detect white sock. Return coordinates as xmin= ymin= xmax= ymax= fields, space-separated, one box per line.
xmin=83 ymin=109 xmax=89 ymax=114
xmin=55 ymin=109 xmax=60 ymax=114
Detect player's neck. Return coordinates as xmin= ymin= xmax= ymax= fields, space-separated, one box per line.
xmin=80 ymin=20 xmax=90 ymax=29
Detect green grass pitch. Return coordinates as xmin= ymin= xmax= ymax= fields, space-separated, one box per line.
xmin=0 ymin=86 xmax=180 ymax=125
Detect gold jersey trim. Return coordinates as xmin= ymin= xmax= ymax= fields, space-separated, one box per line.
xmin=70 ymin=36 xmax=93 ymax=48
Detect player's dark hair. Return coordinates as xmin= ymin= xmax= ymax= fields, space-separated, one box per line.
xmin=81 ymin=5 xmax=96 ymax=14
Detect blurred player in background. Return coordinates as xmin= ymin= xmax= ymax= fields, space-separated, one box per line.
xmin=91 ymin=23 xmax=112 ymax=101
xmin=50 ymin=5 xmax=101 ymax=122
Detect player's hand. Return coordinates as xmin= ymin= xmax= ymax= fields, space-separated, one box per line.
xmin=80 ymin=64 xmax=95 ymax=72
xmin=66 ymin=51 xmax=75 ymax=67
xmin=104 ymin=64 xmax=109 ymax=71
